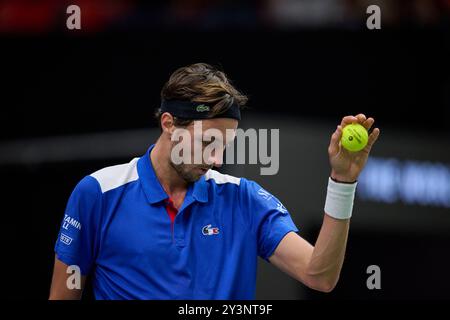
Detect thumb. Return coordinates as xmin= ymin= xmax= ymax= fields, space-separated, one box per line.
xmin=328 ymin=125 xmax=342 ymax=157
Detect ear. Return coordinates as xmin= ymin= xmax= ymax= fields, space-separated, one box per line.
xmin=160 ymin=112 xmax=175 ymax=135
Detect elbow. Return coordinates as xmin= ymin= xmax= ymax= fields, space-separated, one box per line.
xmin=314 ymin=281 xmax=336 ymax=293
xmin=303 ymin=272 xmax=339 ymax=293
xmin=306 ymin=278 xmax=336 ymax=293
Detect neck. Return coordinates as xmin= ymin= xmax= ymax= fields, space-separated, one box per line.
xmin=150 ymin=139 xmax=188 ymax=197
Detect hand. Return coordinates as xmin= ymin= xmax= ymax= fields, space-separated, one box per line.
xmin=328 ymin=114 xmax=380 ymax=183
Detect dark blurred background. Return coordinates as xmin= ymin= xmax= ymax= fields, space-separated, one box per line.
xmin=0 ymin=0 xmax=449 ymax=300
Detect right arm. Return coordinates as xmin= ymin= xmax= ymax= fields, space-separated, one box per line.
xmin=51 ymin=176 xmax=101 ymax=299
xmin=49 ymin=255 xmax=86 ymax=300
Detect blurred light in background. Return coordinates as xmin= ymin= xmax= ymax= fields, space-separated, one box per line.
xmin=0 ymin=0 xmax=449 ymax=34
xmin=358 ymin=157 xmax=450 ymax=208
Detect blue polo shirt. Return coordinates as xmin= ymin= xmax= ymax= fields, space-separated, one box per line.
xmin=54 ymin=144 xmax=299 ymax=299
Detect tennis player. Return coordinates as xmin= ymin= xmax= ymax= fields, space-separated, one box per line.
xmin=49 ymin=63 xmax=380 ymax=299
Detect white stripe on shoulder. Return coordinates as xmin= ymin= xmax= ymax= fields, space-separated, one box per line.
xmin=90 ymin=157 xmax=139 ymax=193
xmin=204 ymin=169 xmax=240 ymax=185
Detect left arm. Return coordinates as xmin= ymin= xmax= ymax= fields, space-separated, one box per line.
xmin=269 ymin=216 xmax=349 ymax=293
xmin=269 ymin=114 xmax=380 ymax=292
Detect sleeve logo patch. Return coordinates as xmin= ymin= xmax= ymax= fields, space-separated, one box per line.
xmin=60 ymin=233 xmax=73 ymax=245
xmin=63 ymin=214 xmax=82 ymax=230
xmin=257 ymin=188 xmax=273 ymax=201
xmin=276 ymin=202 xmax=288 ymax=214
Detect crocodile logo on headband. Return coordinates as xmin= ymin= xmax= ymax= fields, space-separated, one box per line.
xmin=196 ymin=104 xmax=210 ymax=112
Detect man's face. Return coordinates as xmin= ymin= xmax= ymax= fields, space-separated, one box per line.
xmin=169 ymin=118 xmax=238 ymax=183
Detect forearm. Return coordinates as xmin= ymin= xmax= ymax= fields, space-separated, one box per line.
xmin=305 ymin=214 xmax=350 ymax=291
xmin=303 ymin=173 xmax=356 ymax=290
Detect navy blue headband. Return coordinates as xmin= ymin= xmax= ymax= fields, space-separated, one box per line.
xmin=160 ymin=99 xmax=241 ymax=121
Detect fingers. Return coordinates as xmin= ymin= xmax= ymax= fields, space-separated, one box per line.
xmin=341 ymin=114 xmax=375 ymax=131
xmin=365 ymin=127 xmax=380 ymax=151
xmin=355 ymin=113 xmax=366 ymax=123
xmin=362 ymin=117 xmax=374 ymax=130
xmin=340 ymin=115 xmax=358 ymax=127
xmin=340 ymin=114 xmax=366 ymax=127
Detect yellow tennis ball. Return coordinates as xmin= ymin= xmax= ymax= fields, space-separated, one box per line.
xmin=341 ymin=123 xmax=368 ymax=152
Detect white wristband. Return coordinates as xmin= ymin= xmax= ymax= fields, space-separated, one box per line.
xmin=324 ymin=177 xmax=357 ymax=220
